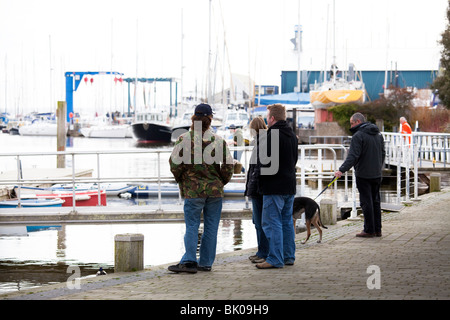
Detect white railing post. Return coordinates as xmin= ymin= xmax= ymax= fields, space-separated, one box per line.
xmin=97 ymin=152 xmax=101 ymax=206
xmin=157 ymin=151 xmax=162 ymax=211
xmin=404 ymin=144 xmax=411 ymax=203
xmin=72 ymin=153 xmax=76 ymax=212
xmin=348 ymin=169 xmax=359 ymax=220
xmin=300 ymin=147 xmax=306 ymax=196
xmin=413 ymin=136 xmax=420 ymax=201
xmin=396 ymin=146 xmax=401 ymax=204
xmin=16 ymin=156 xmax=22 ymax=208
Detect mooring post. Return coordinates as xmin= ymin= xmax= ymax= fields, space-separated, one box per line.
xmin=430 ymin=173 xmax=441 ymax=192
xmin=56 ymin=101 xmax=66 ymax=168
xmin=114 ymin=233 xmax=144 ymax=272
xmin=320 ymin=199 xmax=337 ymax=225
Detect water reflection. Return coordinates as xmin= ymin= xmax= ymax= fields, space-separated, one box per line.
xmin=0 ymin=219 xmax=256 ymax=294
xmin=1 ymin=134 xmax=448 ymax=294
xmin=134 ymin=141 xmax=173 ymax=149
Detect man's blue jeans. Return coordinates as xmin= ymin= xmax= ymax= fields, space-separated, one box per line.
xmin=180 ymin=197 xmax=223 ymax=267
xmin=262 ymin=194 xmax=296 ymax=267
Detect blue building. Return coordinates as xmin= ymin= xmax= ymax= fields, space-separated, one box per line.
xmin=281 ymin=70 xmax=439 ymax=102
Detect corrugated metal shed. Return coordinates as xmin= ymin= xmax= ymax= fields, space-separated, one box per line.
xmin=281 ymin=70 xmax=438 ymax=102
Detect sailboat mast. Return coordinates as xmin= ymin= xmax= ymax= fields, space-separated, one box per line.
xmin=323 ymin=4 xmax=329 ymax=83
xmin=332 ymin=0 xmax=336 ymax=85
xmin=384 ymin=17 xmax=390 ymax=95
xmin=4 ymin=54 xmax=7 ymax=114
xmin=296 ymin=0 xmax=301 ymax=93
xmin=207 ymin=0 xmax=212 ymax=104
xmin=134 ymin=19 xmax=138 ymax=114
xmin=49 ymin=35 xmax=53 ymax=111
xmin=180 ymin=8 xmax=184 ymax=117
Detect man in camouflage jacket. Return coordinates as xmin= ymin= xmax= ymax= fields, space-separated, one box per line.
xmin=168 ymin=103 xmax=234 ymax=273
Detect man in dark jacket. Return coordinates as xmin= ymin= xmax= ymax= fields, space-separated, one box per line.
xmin=335 ymin=112 xmax=386 ymax=237
xmin=256 ymin=104 xmax=298 ymax=269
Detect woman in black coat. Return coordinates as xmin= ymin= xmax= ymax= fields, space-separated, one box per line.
xmin=244 ymin=117 xmax=269 ymax=263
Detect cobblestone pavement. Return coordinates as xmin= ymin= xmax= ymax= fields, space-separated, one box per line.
xmin=2 ymin=188 xmax=449 ymax=301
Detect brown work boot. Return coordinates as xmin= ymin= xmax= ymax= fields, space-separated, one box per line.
xmin=256 ymin=261 xmax=277 ymax=269
xmin=356 ymin=231 xmax=375 ymax=238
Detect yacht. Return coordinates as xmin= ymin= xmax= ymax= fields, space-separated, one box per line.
xmin=131 ymin=109 xmax=173 ymax=143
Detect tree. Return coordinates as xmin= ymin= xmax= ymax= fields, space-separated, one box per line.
xmin=431 ymin=0 xmax=450 ymax=109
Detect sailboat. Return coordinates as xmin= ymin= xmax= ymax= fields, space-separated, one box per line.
xmin=18 ymin=113 xmax=65 ymax=136
xmin=309 ymin=63 xmax=365 ymax=107
xmin=80 ymin=116 xmax=131 ymax=138
xmin=309 ymin=0 xmax=365 ymax=115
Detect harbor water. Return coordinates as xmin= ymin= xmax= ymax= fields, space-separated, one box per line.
xmin=0 ymin=133 xmax=445 ymax=294
xmin=0 ymin=134 xmax=259 ymax=293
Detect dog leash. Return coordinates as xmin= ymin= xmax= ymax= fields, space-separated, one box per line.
xmin=313 ymin=176 xmax=339 ymax=201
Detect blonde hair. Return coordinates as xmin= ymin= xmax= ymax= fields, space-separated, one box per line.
xmin=249 ymin=116 xmax=267 ymax=134
xmin=267 ymin=104 xmax=286 ymax=121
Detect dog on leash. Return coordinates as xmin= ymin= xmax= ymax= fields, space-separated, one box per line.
xmin=292 ymin=197 xmax=328 ymax=244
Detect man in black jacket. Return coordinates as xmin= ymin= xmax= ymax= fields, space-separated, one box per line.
xmin=335 ymin=113 xmax=386 ymax=237
xmin=256 ymin=104 xmax=298 ymax=269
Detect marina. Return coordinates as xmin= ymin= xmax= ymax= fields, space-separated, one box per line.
xmin=0 ymin=0 xmax=448 ymax=300
xmin=0 ymin=132 xmax=449 ymax=294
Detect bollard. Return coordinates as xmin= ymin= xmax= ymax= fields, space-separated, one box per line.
xmin=429 ymin=173 xmax=441 ymax=192
xmin=114 ymin=233 xmax=144 ymax=272
xmin=320 ymin=199 xmax=337 ymax=225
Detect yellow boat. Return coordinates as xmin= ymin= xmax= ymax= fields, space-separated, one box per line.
xmin=310 ymin=89 xmax=364 ymax=106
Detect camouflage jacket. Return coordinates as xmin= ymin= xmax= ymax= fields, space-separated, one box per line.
xmin=169 ymin=129 xmax=234 ymax=198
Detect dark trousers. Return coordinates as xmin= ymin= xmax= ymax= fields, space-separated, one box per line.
xmin=356 ymin=176 xmax=382 ymax=234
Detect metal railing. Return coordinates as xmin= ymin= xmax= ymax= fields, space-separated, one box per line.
xmin=0 ymin=141 xmax=426 ymax=213
xmin=382 ymin=132 xmax=450 ymax=169
xmin=0 ymin=145 xmax=348 ymax=210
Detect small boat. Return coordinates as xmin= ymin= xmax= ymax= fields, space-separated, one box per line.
xmin=33 ymin=190 xmax=107 ymax=207
xmin=16 ymin=183 xmax=135 ymax=197
xmin=18 ymin=113 xmax=66 ymax=136
xmin=223 ymin=109 xmax=250 ymax=128
xmin=80 ymin=124 xmax=131 ymax=138
xmin=171 ymin=110 xmax=193 ymax=141
xmin=14 ymin=186 xmax=107 ymax=207
xmin=131 ymin=110 xmax=173 ymax=143
xmin=129 ymin=182 xmax=245 ymax=198
xmin=26 ymin=225 xmax=62 ymax=232
xmin=50 ymin=183 xmax=136 ymax=196
xmin=0 ymin=198 xmax=65 ymax=208
xmin=80 ymin=117 xmax=131 ymax=138
xmin=98 ymin=183 xmax=137 ymax=196
xmin=18 ymin=121 xmax=59 ymax=136
xmin=130 ymin=183 xmax=180 ymax=198
xmin=223 ymin=182 xmax=246 ymax=197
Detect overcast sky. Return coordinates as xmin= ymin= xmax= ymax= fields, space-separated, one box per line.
xmin=0 ymin=0 xmax=447 ymax=115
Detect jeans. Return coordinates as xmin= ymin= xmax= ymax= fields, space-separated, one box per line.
xmin=262 ymin=194 xmax=296 ymax=267
xmin=180 ymin=197 xmax=223 ymax=267
xmin=251 ymin=197 xmax=269 ymax=259
xmin=356 ymin=176 xmax=382 ymax=234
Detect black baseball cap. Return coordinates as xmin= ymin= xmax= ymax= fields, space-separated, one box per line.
xmin=194 ymin=103 xmax=214 ymax=116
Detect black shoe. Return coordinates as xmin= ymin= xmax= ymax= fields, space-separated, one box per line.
xmin=197 ymin=266 xmax=212 ymax=272
xmin=168 ymin=263 xmax=197 ymax=274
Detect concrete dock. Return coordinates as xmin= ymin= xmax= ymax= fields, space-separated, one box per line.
xmin=0 ymin=200 xmax=253 ymax=224
xmin=1 ymin=187 xmax=449 ymax=303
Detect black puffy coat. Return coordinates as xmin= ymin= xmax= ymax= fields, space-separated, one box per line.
xmin=339 ymin=122 xmax=386 ymax=179
xmin=258 ymin=120 xmax=298 ymax=195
